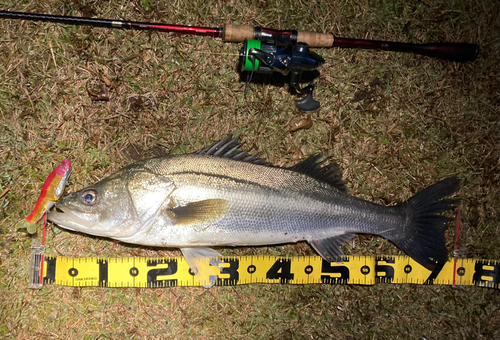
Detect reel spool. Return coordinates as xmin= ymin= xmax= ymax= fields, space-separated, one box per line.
xmin=239 ymin=39 xmax=325 ymax=111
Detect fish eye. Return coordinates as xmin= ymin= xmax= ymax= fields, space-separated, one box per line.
xmin=80 ymin=189 xmax=99 ymax=206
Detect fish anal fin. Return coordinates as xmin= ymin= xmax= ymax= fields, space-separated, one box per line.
xmin=181 ymin=247 xmax=222 ymax=288
xmin=288 ymin=154 xmax=346 ymax=192
xmin=309 ymin=233 xmax=355 ymax=262
xmin=165 ymin=199 xmax=229 ymax=226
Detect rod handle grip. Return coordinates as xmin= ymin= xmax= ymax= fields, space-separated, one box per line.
xmin=223 ymin=24 xmax=254 ymax=42
xmin=296 ymin=31 xmax=334 ymax=47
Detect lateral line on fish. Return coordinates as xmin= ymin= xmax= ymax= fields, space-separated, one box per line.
xmin=166 ymin=170 xmax=284 ymax=194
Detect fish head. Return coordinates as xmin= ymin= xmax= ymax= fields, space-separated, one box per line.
xmin=48 ymin=166 xmax=176 ymax=239
xmin=47 ymin=170 xmax=139 ymax=238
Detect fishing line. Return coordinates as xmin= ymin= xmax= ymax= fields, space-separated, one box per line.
xmin=40 ymin=214 xmax=47 ymax=286
xmin=191 ymin=51 xmax=240 ymax=56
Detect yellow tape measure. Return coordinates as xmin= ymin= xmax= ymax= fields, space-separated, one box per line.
xmin=29 ymin=248 xmax=500 ymax=289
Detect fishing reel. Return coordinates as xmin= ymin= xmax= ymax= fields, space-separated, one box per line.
xmin=239 ymin=39 xmax=325 ymax=111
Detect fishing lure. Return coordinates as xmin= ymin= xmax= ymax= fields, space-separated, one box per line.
xmin=17 ymin=158 xmax=71 ymax=234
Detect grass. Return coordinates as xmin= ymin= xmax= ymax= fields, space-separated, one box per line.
xmin=1 ymin=0 xmax=499 ymax=339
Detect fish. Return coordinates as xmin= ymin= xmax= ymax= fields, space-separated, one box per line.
xmin=48 ymin=136 xmax=459 ymax=286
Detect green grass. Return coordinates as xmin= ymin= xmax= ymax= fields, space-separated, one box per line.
xmin=1 ymin=0 xmax=500 ymax=339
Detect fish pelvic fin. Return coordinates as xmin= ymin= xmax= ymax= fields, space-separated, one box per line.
xmin=165 ymin=199 xmax=229 ymax=226
xmin=309 ymin=233 xmax=355 ymax=262
xmin=386 ymin=177 xmax=460 ymax=272
xmin=181 ymin=247 xmax=222 ymax=288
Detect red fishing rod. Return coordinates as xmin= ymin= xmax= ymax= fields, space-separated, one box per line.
xmin=0 ymin=10 xmax=223 ymax=37
xmin=0 ymin=10 xmax=479 ymax=110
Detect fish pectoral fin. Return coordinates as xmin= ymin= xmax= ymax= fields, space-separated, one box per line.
xmin=165 ymin=199 xmax=229 ymax=226
xmin=309 ymin=233 xmax=355 ymax=262
xmin=181 ymin=247 xmax=222 ymax=288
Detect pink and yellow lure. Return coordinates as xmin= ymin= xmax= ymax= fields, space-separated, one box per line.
xmin=17 ymin=159 xmax=71 ymax=234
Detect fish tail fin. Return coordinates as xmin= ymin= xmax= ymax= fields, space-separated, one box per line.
xmin=387 ymin=177 xmax=460 ymax=272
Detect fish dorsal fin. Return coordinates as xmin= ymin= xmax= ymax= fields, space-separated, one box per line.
xmin=193 ymin=135 xmax=269 ymax=165
xmin=288 ymin=154 xmax=347 ymax=192
xmin=309 ymin=233 xmax=355 ymax=262
xmin=165 ymin=199 xmax=229 ymax=226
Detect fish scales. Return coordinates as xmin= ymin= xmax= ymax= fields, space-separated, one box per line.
xmin=139 ymin=155 xmax=403 ymax=245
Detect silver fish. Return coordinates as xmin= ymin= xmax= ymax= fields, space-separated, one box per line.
xmin=48 ymin=136 xmax=459 ymax=285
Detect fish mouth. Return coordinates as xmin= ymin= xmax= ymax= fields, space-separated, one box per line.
xmin=47 ymin=205 xmax=98 ymax=233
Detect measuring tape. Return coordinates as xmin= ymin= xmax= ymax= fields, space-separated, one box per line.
xmin=29 ymin=247 xmax=500 ymax=289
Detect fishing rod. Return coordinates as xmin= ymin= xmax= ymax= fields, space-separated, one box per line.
xmin=0 ymin=10 xmax=480 ymax=111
